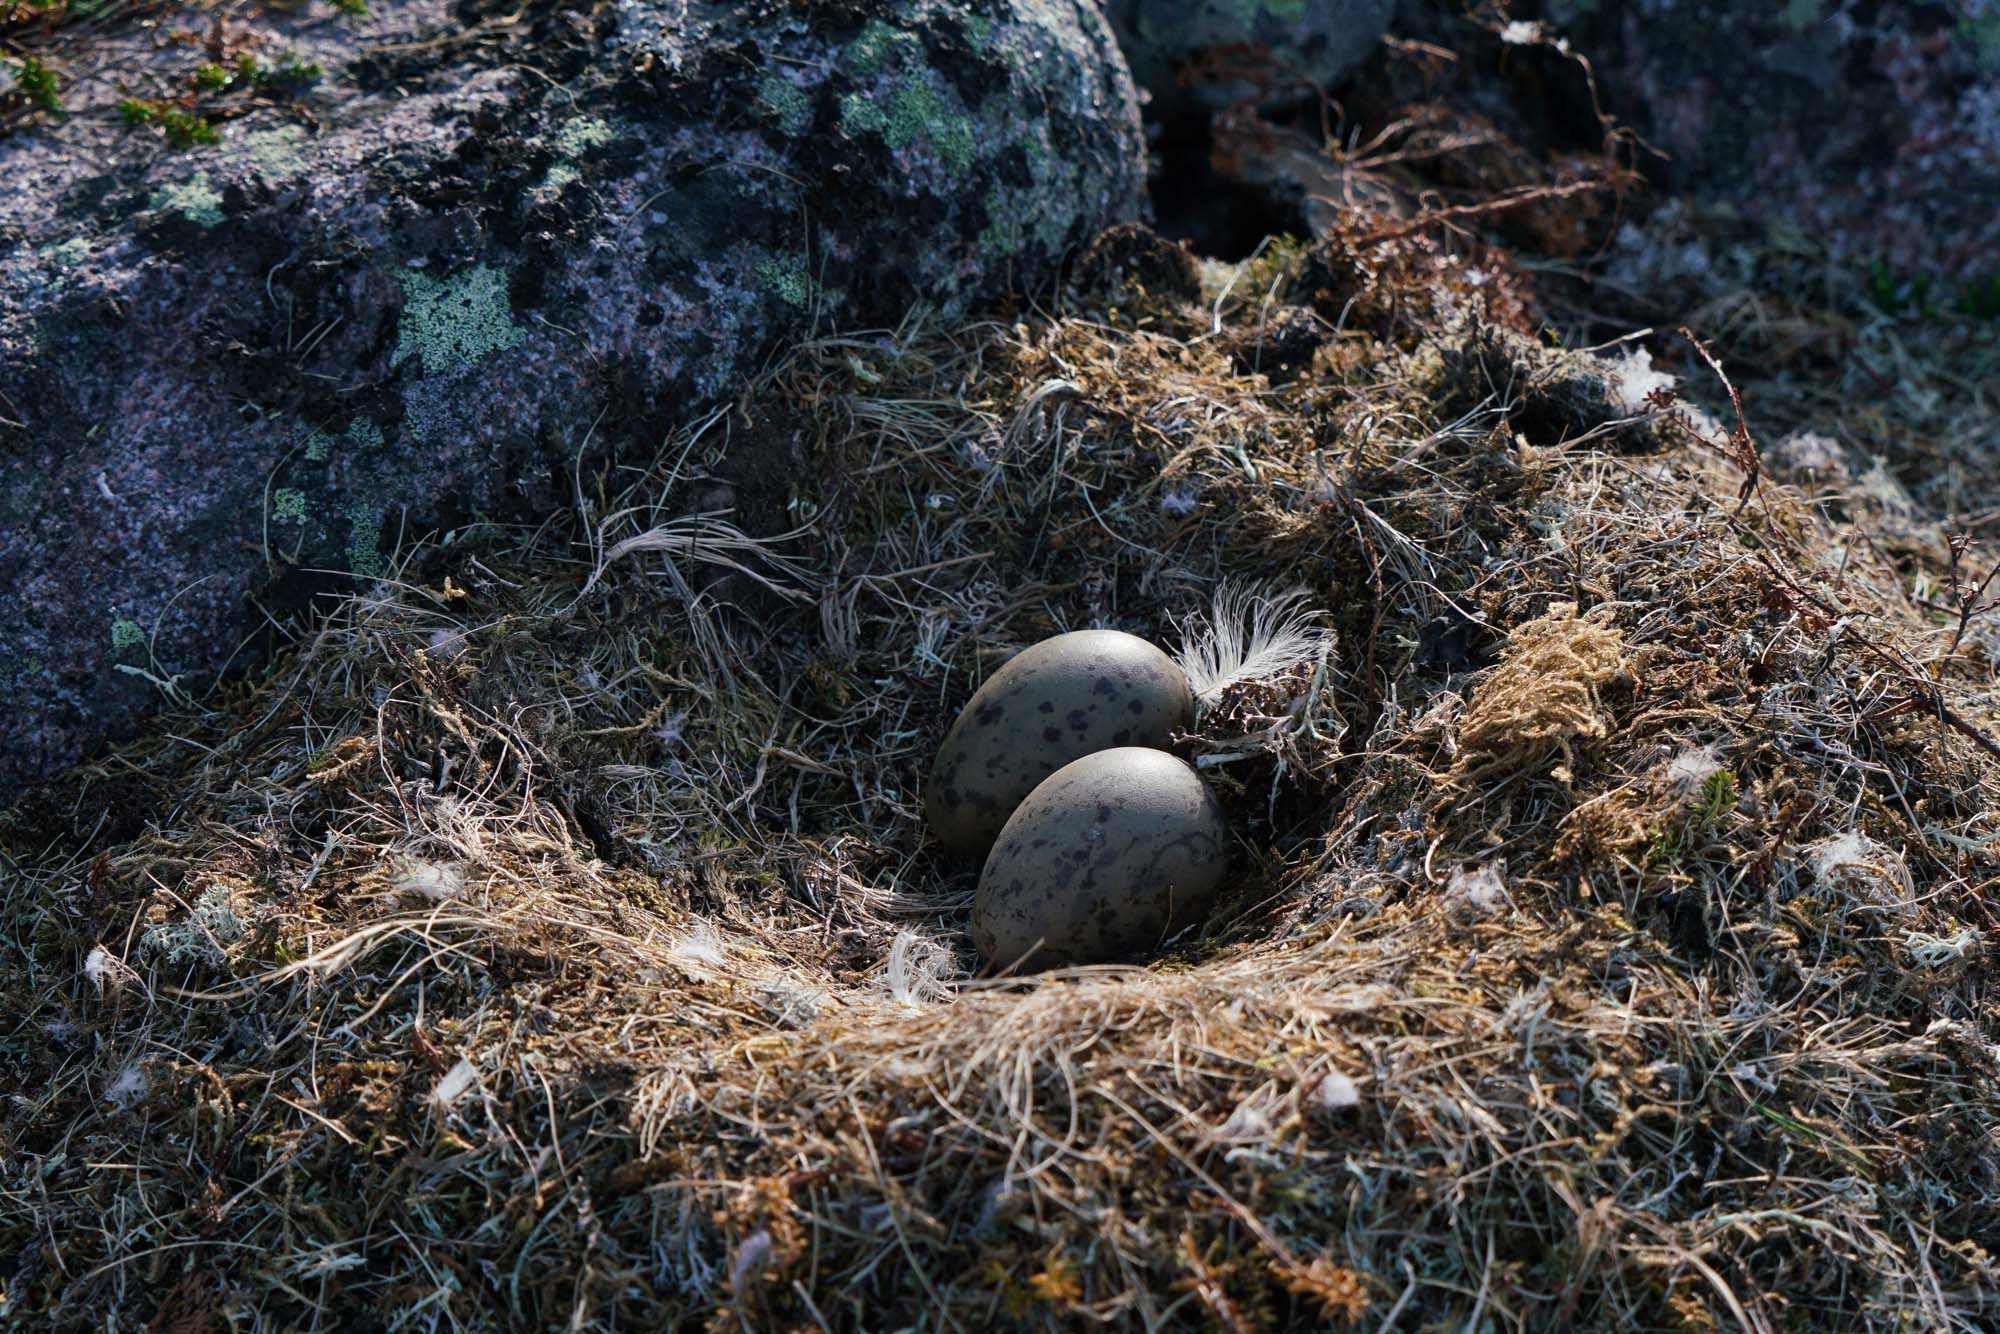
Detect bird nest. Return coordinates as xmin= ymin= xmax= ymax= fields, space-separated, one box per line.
xmin=5 ymin=221 xmax=2000 ymax=1331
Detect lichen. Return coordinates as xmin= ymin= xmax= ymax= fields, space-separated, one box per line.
xmin=109 ymin=618 xmax=146 ymax=652
xmin=302 ymin=429 xmax=332 ymax=463
xmin=272 ymin=488 xmax=307 ymax=524
xmin=236 ymin=125 xmax=308 ymax=179
xmin=757 ymin=74 xmax=814 ymax=136
xmin=555 ymin=116 xmax=614 ymax=158
xmin=886 ymin=79 xmax=976 ymax=169
xmin=392 ymin=265 xmax=526 ymax=372
xmin=345 ymin=503 xmax=385 ymax=578
xmin=347 ymin=419 xmax=384 ymax=450
xmin=841 ymin=94 xmax=888 ymax=137
xmin=44 ymin=237 xmax=91 ymax=270
xmin=148 ymin=174 xmax=225 ymax=227
xmin=756 ymin=252 xmax=811 ymax=308
xmin=139 ymin=884 xmax=244 ymax=965
xmin=845 ymin=19 xmax=922 ymax=74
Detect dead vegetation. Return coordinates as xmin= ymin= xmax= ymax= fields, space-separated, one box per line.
xmin=3 ymin=200 xmax=2000 ymax=1332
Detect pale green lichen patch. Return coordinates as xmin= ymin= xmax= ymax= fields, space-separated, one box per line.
xmin=43 ymin=237 xmax=91 ymax=269
xmin=756 ymin=252 xmax=811 ymax=307
xmin=845 ymin=19 xmax=922 ymax=74
xmin=887 ymin=80 xmax=975 ymax=168
xmin=840 ymin=94 xmax=888 ymax=136
xmin=347 ymin=419 xmax=384 ymax=450
xmin=345 ymin=503 xmax=385 ymax=578
xmin=534 ymin=118 xmax=614 ymax=200
xmin=392 ymin=265 xmax=525 ymax=372
xmin=272 ymin=488 xmax=307 ymax=523
xmin=302 ymin=428 xmax=332 ymax=462
xmin=148 ymin=174 xmax=225 ymax=227
xmin=109 ymin=618 xmax=146 ymax=651
xmin=555 ymin=116 xmax=614 ymax=158
xmin=236 ymin=125 xmax=308 ymax=179
xmin=758 ymin=74 xmax=814 ymax=136
xmin=536 ymin=162 xmax=582 ymax=198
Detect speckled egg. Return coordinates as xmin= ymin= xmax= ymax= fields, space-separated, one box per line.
xmin=972 ymin=747 xmax=1229 ymax=971
xmin=926 ymin=630 xmax=1192 ymax=854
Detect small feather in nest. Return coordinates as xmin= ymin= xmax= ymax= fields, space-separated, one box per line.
xmin=1174 ymin=580 xmax=1331 ymax=711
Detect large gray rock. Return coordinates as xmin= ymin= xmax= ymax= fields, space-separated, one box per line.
xmin=0 ymin=0 xmax=1145 ymax=796
xmin=1105 ymin=0 xmax=1392 ymax=109
xmin=1444 ymin=0 xmax=2000 ymax=285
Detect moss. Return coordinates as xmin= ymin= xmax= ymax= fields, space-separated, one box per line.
xmin=756 ymin=252 xmax=811 ymax=308
xmin=9 ymin=56 xmax=63 ymax=114
xmin=392 ymin=265 xmax=526 ymax=372
xmin=147 ymin=174 xmax=225 ymax=227
xmin=109 ymin=618 xmax=145 ymax=652
xmin=302 ymin=428 xmax=332 ymax=462
xmin=346 ymin=419 xmax=384 ymax=450
xmin=272 ymin=488 xmax=307 ymax=524
xmin=121 ymin=100 xmax=219 ymax=149
xmin=757 ymin=75 xmax=813 ymax=136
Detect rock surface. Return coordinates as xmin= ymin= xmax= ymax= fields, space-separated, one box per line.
xmin=1104 ymin=0 xmax=1392 ymax=110
xmin=0 ymin=0 xmax=1145 ymax=796
xmin=1395 ymin=0 xmax=2000 ymax=285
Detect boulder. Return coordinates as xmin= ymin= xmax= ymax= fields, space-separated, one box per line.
xmin=0 ymin=0 xmax=1145 ymax=795
xmin=1104 ymin=0 xmax=1393 ymax=111
xmin=1417 ymin=0 xmax=2000 ymax=285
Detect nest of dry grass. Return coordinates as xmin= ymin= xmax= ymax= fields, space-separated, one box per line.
xmin=4 ymin=216 xmax=2000 ymax=1331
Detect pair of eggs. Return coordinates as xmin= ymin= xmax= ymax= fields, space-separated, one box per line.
xmin=925 ymin=630 xmax=1229 ymax=971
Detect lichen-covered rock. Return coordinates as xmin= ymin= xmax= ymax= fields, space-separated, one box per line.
xmin=0 ymin=0 xmax=1145 ymax=795
xmin=1397 ymin=0 xmax=2000 ymax=286
xmin=1104 ymin=0 xmax=1392 ymax=110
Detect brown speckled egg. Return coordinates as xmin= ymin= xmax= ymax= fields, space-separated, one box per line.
xmin=972 ymin=747 xmax=1229 ymax=971
xmin=926 ymin=630 xmax=1192 ymax=854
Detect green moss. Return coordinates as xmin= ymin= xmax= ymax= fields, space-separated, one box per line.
xmin=121 ymin=99 xmax=219 ymax=149
xmin=8 ymin=56 xmax=62 ymax=114
xmin=147 ymin=174 xmax=225 ymax=227
xmin=272 ymin=488 xmax=307 ymax=524
xmin=392 ymin=265 xmax=526 ymax=372
xmin=963 ymin=13 xmax=993 ymax=44
xmin=1261 ymin=0 xmax=1308 ymax=20
xmin=1783 ymin=0 xmax=1822 ymax=32
xmin=757 ymin=75 xmax=813 ymax=136
xmin=109 ymin=618 xmax=146 ymax=652
xmin=756 ymin=252 xmax=811 ymax=308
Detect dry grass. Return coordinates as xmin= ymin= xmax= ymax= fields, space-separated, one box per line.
xmin=3 ymin=217 xmax=2000 ymax=1331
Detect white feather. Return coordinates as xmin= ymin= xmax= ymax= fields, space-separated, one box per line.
xmin=1175 ymin=581 xmax=1330 ymax=708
